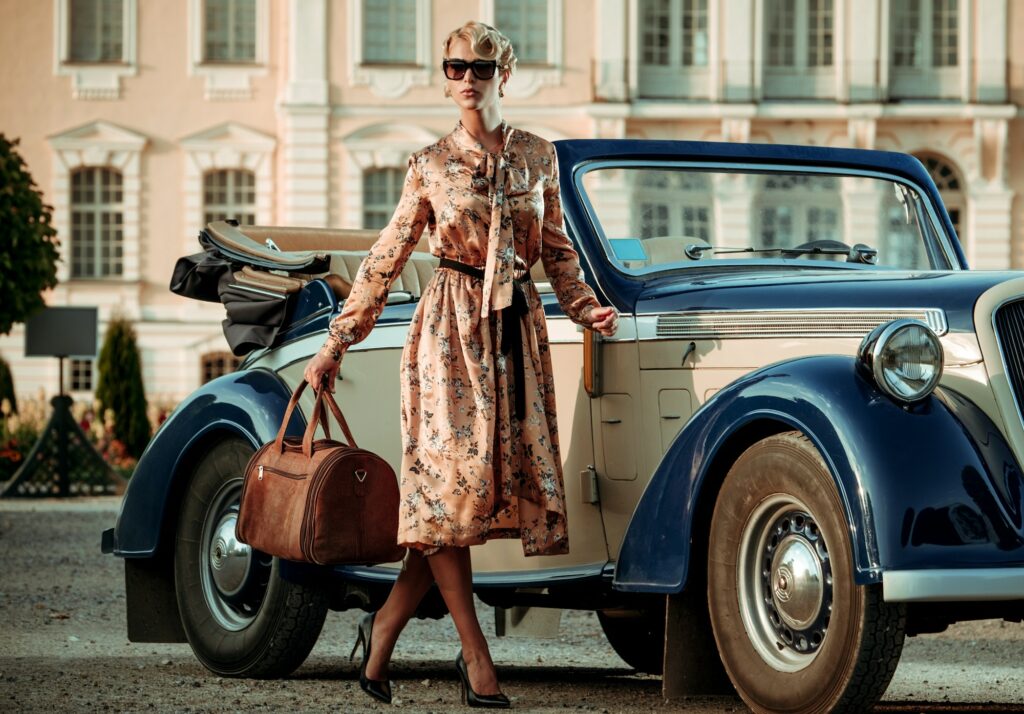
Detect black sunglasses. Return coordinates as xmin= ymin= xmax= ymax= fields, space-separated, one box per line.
xmin=442 ymin=59 xmax=498 ymax=81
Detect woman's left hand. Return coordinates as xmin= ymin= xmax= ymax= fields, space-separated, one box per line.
xmin=589 ymin=306 xmax=619 ymax=337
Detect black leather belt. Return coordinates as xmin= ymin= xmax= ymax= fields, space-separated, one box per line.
xmin=438 ymin=257 xmax=531 ymax=420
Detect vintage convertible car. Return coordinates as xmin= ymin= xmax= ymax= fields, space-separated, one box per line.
xmin=102 ymin=139 xmax=1024 ymax=713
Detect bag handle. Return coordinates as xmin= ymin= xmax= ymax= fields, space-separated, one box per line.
xmin=273 ymin=379 xmax=360 ymax=459
xmin=272 ymin=380 xmax=333 ymax=455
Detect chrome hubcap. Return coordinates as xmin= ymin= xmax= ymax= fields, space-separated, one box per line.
xmin=738 ymin=496 xmax=833 ymax=672
xmin=199 ymin=478 xmax=273 ymax=631
xmin=209 ymin=512 xmax=250 ymax=597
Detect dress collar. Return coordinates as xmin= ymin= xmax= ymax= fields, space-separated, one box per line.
xmin=452 ymin=120 xmax=512 ymax=156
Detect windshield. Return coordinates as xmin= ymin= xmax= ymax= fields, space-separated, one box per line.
xmin=578 ymin=164 xmax=957 ymax=274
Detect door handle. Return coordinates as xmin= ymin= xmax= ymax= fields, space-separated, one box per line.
xmin=661 ymin=415 xmax=681 ymax=420
xmin=601 ymin=418 xmax=622 ymax=424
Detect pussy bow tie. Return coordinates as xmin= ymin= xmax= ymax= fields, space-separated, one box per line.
xmin=480 ymin=152 xmax=529 ymax=318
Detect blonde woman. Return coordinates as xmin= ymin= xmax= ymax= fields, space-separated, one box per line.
xmin=305 ymin=21 xmax=617 ymax=708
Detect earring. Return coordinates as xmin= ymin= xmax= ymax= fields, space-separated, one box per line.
xmin=499 ymin=86 xmax=505 ymax=98
xmin=443 ymin=85 xmax=451 ymax=98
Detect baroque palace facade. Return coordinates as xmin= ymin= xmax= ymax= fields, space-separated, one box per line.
xmin=0 ymin=0 xmax=1022 ymax=402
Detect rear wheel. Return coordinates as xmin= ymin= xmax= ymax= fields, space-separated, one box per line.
xmin=597 ymin=600 xmax=665 ymax=674
xmin=708 ymin=432 xmax=905 ymax=713
xmin=173 ymin=438 xmax=328 ymax=678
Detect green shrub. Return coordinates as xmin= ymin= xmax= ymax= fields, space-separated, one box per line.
xmin=95 ymin=317 xmax=150 ymax=459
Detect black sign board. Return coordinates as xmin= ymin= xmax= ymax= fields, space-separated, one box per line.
xmin=24 ymin=307 xmax=98 ymax=358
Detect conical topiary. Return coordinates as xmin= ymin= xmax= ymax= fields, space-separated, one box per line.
xmin=95 ymin=317 xmax=150 ymax=459
xmin=0 ymin=355 xmax=16 ymax=415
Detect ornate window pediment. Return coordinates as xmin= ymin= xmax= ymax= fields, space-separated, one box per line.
xmin=180 ymin=123 xmax=275 ymax=247
xmin=48 ymin=121 xmax=147 ymax=284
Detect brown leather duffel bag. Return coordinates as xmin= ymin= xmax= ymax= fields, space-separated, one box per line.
xmin=236 ymin=380 xmax=405 ymax=565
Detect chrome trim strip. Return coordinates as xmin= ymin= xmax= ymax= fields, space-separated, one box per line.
xmin=333 ymin=562 xmax=610 ymax=588
xmin=635 ymin=308 xmax=947 ymax=340
xmin=883 ymin=569 xmax=1024 ymax=602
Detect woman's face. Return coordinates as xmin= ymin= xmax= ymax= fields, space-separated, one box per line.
xmin=444 ymin=37 xmax=505 ymax=111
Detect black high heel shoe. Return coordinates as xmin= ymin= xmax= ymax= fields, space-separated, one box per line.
xmin=455 ymin=650 xmax=510 ymax=709
xmin=349 ymin=612 xmax=392 ymax=704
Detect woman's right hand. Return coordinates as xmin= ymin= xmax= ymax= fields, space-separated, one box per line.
xmin=304 ymin=346 xmax=342 ymax=392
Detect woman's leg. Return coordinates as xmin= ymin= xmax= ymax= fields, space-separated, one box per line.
xmin=364 ymin=550 xmax=436 ymax=680
xmin=426 ymin=546 xmax=501 ymax=695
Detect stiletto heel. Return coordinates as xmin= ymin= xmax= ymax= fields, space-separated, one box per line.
xmin=351 ymin=612 xmax=392 ymax=704
xmin=455 ymin=650 xmax=510 ymax=709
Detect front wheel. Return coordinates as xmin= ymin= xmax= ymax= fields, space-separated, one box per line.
xmin=708 ymin=432 xmax=906 ymax=713
xmin=173 ymin=437 xmax=328 ymax=678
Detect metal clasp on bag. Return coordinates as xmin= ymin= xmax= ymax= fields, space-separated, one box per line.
xmin=258 ymin=464 xmax=264 ymax=481
xmin=354 ymin=469 xmax=367 ymax=483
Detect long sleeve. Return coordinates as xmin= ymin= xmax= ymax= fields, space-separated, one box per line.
xmin=326 ymin=157 xmax=431 ymax=351
xmin=540 ymin=155 xmax=600 ymax=325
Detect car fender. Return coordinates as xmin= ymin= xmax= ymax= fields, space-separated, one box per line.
xmin=612 ymin=354 xmax=1024 ymax=593
xmin=110 ymin=368 xmax=303 ymax=557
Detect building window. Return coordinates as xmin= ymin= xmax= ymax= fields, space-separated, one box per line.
xmin=890 ymin=0 xmax=960 ymax=98
xmin=203 ymin=169 xmax=257 ymax=225
xmin=69 ymin=0 xmax=125 ymax=63
xmin=201 ymin=352 xmax=241 ymax=383
xmin=70 ymin=168 xmax=124 ymax=279
xmin=637 ymin=0 xmax=709 ymax=98
xmin=763 ymin=0 xmax=834 ymax=98
xmin=362 ymin=0 xmax=417 ymax=64
xmin=69 ymin=359 xmax=94 ymax=392
xmin=362 ymin=168 xmax=405 ymax=229
xmin=203 ymin=0 xmax=257 ymax=63
xmin=756 ymin=175 xmax=840 ymax=249
xmin=917 ymin=154 xmax=964 ymax=240
xmin=495 ymin=0 xmax=549 ymax=65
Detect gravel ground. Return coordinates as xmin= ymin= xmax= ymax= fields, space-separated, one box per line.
xmin=1 ymin=498 xmax=1022 ymax=713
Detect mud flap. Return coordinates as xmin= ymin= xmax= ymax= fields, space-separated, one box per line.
xmin=662 ymin=591 xmax=733 ymax=699
xmin=125 ymin=558 xmax=186 ymax=643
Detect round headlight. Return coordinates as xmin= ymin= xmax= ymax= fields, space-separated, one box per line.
xmin=858 ymin=319 xmax=944 ymax=403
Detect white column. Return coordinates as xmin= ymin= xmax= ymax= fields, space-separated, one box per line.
xmin=594 ymin=0 xmax=628 ymax=101
xmin=974 ymin=0 xmax=1007 ymax=102
xmin=968 ymin=189 xmax=1014 ymax=269
xmin=721 ymin=0 xmax=755 ymax=101
xmin=281 ymin=0 xmax=330 ymax=227
xmin=845 ymin=0 xmax=881 ymax=102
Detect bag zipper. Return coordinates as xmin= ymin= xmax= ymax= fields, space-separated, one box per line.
xmin=258 ymin=463 xmax=307 ymax=480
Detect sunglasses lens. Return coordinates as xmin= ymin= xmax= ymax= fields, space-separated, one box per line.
xmin=443 ymin=61 xmax=467 ymax=80
xmin=473 ymin=61 xmax=496 ymax=79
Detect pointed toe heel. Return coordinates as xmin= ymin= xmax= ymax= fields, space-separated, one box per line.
xmin=455 ymin=650 xmax=510 ymax=709
xmin=351 ymin=612 xmax=392 ymax=704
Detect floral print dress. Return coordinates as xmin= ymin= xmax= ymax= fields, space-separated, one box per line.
xmin=325 ymin=122 xmax=600 ymax=556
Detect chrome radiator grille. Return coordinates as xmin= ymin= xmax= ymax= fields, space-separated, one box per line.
xmin=994 ymin=300 xmax=1024 ymax=409
xmin=655 ymin=309 xmax=948 ymax=340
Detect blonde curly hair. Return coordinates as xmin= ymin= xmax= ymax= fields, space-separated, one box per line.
xmin=442 ymin=21 xmax=517 ymax=97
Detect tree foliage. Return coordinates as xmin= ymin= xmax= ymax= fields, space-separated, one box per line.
xmin=95 ymin=317 xmax=150 ymax=458
xmin=0 ymin=135 xmax=60 ymax=336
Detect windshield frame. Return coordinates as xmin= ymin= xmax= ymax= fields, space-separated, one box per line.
xmin=571 ymin=159 xmax=962 ymax=280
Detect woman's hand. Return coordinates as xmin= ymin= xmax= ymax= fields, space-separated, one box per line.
xmin=304 ymin=345 xmax=343 ymax=392
xmin=588 ymin=306 xmax=619 ymax=338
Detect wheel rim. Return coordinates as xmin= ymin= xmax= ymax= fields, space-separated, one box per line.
xmin=737 ymin=494 xmax=833 ymax=672
xmin=199 ymin=478 xmax=273 ymax=631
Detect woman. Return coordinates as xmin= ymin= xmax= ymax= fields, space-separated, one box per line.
xmin=304 ymin=21 xmax=618 ymax=708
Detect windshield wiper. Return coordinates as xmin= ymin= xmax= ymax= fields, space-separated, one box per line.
xmin=685 ymin=243 xmax=878 ymax=265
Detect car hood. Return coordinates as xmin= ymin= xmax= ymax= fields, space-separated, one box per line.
xmin=635 ymin=269 xmax=1024 ymax=333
